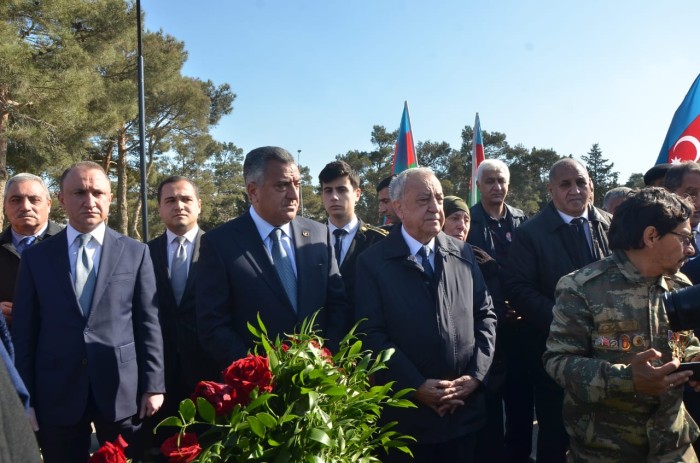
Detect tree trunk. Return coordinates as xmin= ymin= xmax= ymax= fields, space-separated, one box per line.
xmin=0 ymin=85 xmax=9 ymax=231
xmin=115 ymin=128 xmax=128 ymax=235
xmin=128 ymin=141 xmax=157 ymax=241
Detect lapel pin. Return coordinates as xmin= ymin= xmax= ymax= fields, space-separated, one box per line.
xmin=302 ymin=230 xmax=310 ymax=237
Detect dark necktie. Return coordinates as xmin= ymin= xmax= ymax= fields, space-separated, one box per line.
xmin=333 ymin=228 xmax=348 ymax=266
xmin=570 ymin=217 xmax=593 ymax=265
xmin=170 ymin=236 xmax=188 ymax=305
xmin=417 ymin=246 xmax=434 ymax=280
xmin=270 ymin=228 xmax=297 ymax=313
xmin=16 ymin=236 xmax=36 ymax=254
xmin=74 ymin=234 xmax=96 ymax=317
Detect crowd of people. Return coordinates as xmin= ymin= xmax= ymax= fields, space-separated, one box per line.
xmin=2 ymin=148 xmax=700 ymax=463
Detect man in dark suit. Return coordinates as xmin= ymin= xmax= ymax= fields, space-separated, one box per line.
xmin=12 ymin=161 xmax=164 ymax=462
xmin=504 ymin=158 xmax=612 ymax=463
xmin=0 ymin=173 xmax=62 ymax=325
xmin=466 ymin=159 xmax=530 ymax=463
xmin=377 ymin=174 xmax=400 ymax=229
xmin=196 ymin=147 xmax=349 ymax=370
xmin=664 ymin=162 xmax=700 ymax=284
xmin=147 ymin=176 xmax=218 ymax=454
xmin=356 ymin=167 xmax=497 ymax=463
xmin=318 ymin=161 xmax=387 ymax=308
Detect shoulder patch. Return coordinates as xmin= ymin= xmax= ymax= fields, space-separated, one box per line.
xmin=570 ymin=256 xmax=615 ymax=285
xmin=361 ymin=224 xmax=389 ymax=237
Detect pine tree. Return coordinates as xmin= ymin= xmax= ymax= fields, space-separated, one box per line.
xmin=582 ymin=143 xmax=620 ymax=208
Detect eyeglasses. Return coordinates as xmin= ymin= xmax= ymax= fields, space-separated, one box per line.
xmin=668 ymin=231 xmax=697 ymax=247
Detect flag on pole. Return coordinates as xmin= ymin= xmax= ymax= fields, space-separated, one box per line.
xmin=470 ymin=112 xmax=485 ymax=206
xmin=392 ymin=101 xmax=418 ymax=174
xmin=657 ymin=73 xmax=700 ymax=165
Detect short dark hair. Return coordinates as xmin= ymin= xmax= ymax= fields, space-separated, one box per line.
xmin=243 ymin=146 xmax=296 ymax=186
xmin=157 ymin=176 xmax=199 ymax=203
xmin=376 ymin=175 xmax=396 ymax=193
xmin=318 ymin=161 xmax=360 ymax=189
xmin=664 ymin=162 xmax=700 ymax=192
xmin=609 ymin=187 xmax=693 ymax=251
xmin=643 ymin=163 xmax=671 ymax=186
xmin=60 ymin=161 xmax=106 ymax=191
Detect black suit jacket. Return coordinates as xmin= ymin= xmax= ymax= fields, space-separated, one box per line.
xmin=504 ymin=202 xmax=611 ymax=338
xmin=196 ymin=211 xmax=349 ymax=369
xmin=337 ymin=219 xmax=387 ymax=310
xmin=0 ymin=221 xmax=63 ymax=305
xmin=148 ymin=229 xmax=218 ymax=396
xmin=12 ymin=227 xmax=164 ymax=426
xmin=355 ymin=228 xmax=497 ymax=443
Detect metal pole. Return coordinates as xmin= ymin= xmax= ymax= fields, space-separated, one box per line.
xmin=297 ymin=149 xmax=304 ymax=217
xmin=136 ymin=0 xmax=149 ymax=241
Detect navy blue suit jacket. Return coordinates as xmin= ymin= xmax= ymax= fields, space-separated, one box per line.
xmin=12 ymin=227 xmax=164 ymax=426
xmin=196 ymin=211 xmax=349 ymax=369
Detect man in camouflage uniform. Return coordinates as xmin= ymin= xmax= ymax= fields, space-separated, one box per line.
xmin=544 ymin=187 xmax=700 ymax=462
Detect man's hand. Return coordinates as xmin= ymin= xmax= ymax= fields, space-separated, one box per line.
xmin=139 ymin=393 xmax=164 ymax=419
xmin=1 ymin=301 xmax=12 ymax=324
xmin=440 ymin=375 xmax=481 ymax=402
xmin=414 ymin=377 xmax=480 ymax=417
xmin=631 ymin=349 xmax=691 ymax=396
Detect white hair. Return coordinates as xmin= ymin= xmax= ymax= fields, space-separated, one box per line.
xmin=477 ymin=159 xmax=510 ymax=183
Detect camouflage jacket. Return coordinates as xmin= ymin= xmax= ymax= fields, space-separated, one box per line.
xmin=543 ymin=250 xmax=700 ymax=463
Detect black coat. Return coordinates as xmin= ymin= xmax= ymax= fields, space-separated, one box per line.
xmin=0 ymin=221 xmax=63 ymax=305
xmin=503 ymin=202 xmax=611 ymax=338
xmin=467 ymin=203 xmax=528 ymax=319
xmin=355 ymin=228 xmax=497 ymax=443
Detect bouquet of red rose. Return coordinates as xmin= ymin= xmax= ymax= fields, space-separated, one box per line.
xmin=156 ymin=313 xmax=414 ymax=462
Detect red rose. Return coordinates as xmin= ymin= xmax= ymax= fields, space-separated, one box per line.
xmin=310 ymin=340 xmax=333 ymax=363
xmin=160 ymin=433 xmax=201 ymax=463
xmin=223 ymin=354 xmax=273 ymax=404
xmin=89 ymin=435 xmax=128 ymax=463
xmin=191 ymin=380 xmax=236 ymax=416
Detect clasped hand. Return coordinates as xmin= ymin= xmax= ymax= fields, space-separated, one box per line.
xmin=414 ymin=376 xmax=480 ymax=417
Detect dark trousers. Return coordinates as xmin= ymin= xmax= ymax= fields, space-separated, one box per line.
xmin=38 ymin=389 xmax=141 ymax=463
xmin=475 ymin=331 xmax=507 ymax=463
xmin=531 ymin=342 xmax=569 ymax=463
xmin=501 ymin=320 xmax=535 ymax=463
xmin=383 ymin=434 xmax=477 ymax=463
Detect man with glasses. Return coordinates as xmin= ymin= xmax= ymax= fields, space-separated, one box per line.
xmin=543 ymin=187 xmax=700 ymax=462
xmin=665 ymin=162 xmax=700 ymax=284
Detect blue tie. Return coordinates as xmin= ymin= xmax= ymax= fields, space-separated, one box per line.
xmin=74 ymin=234 xmax=96 ymax=317
xmin=417 ymin=246 xmax=434 ymax=280
xmin=170 ymin=236 xmax=188 ymax=305
xmin=270 ymin=228 xmax=297 ymax=313
xmin=16 ymin=236 xmax=36 ymax=254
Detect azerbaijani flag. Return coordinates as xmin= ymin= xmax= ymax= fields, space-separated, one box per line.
xmin=470 ymin=112 xmax=485 ymax=206
xmin=657 ymin=73 xmax=700 ymax=165
xmin=392 ymin=101 xmax=418 ymax=174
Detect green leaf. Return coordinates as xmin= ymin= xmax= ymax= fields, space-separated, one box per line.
xmin=247 ymin=321 xmax=261 ymax=338
xmin=323 ymin=385 xmax=347 ymax=396
xmin=154 ymin=416 xmax=183 ymax=431
xmin=256 ymin=411 xmax=277 ymax=428
xmin=196 ymin=397 xmax=216 ymax=423
xmin=247 ymin=415 xmax=266 ymax=438
xmin=308 ymin=428 xmax=332 ymax=447
xmin=307 ymin=390 xmax=319 ymax=409
xmin=348 ymin=340 xmax=362 ymax=358
xmin=179 ymin=398 xmax=196 ymax=422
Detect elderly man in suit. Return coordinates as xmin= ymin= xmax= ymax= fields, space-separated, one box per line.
xmin=504 ymin=158 xmax=612 ymax=463
xmin=0 ymin=173 xmax=63 ymax=325
xmin=196 ymin=146 xmax=349 ymax=370
xmin=12 ymin=161 xmax=164 ymax=463
xmin=355 ymin=167 xmax=497 ymax=463
xmin=318 ymin=161 xmax=386 ymax=308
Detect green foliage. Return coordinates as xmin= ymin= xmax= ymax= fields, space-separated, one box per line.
xmin=158 ymin=313 xmax=415 ymax=462
xmin=582 ymin=143 xmax=619 ymax=208
xmin=625 ymin=172 xmax=645 ymax=189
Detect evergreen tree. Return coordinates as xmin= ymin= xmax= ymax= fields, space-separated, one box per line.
xmin=581 ymin=143 xmax=620 ymax=208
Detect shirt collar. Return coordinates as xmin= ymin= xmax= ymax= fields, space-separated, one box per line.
xmin=557 ymin=208 xmax=590 ymax=224
xmin=165 ymin=225 xmax=199 ymax=245
xmin=249 ymin=205 xmax=292 ymax=240
xmin=11 ymin=222 xmax=49 ymax=247
xmin=328 ymin=216 xmax=359 ymax=234
xmin=400 ymin=225 xmax=435 ymax=256
xmin=66 ymin=222 xmax=106 ymax=247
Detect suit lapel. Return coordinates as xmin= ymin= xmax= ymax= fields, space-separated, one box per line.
xmin=290 ymin=218 xmax=314 ymax=320
xmin=341 ymin=224 xmax=365 ymax=274
xmin=90 ymin=228 xmax=124 ymax=317
xmin=180 ymin=228 xmax=204 ymax=308
xmin=45 ymin=229 xmax=79 ymax=310
xmin=235 ymin=213 xmax=293 ymax=312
